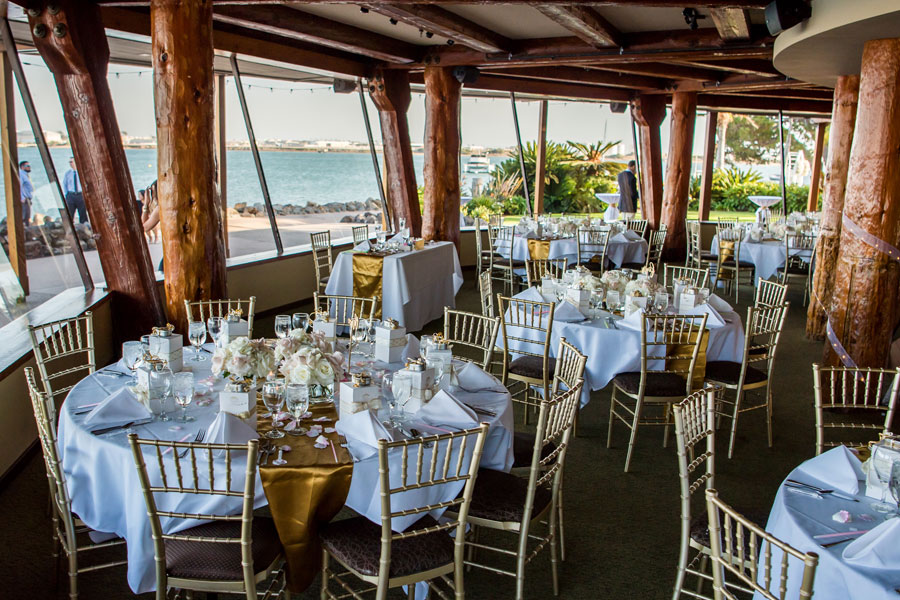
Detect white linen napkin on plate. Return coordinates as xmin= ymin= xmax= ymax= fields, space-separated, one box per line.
xmin=206 ymin=411 xmax=258 ymax=446
xmin=623 ymin=230 xmax=642 ymax=242
xmin=554 ymin=301 xmax=586 ymax=322
xmin=336 ymin=409 xmax=393 ymax=459
xmin=455 ymin=362 xmax=506 ymax=393
xmin=83 ymin=387 xmax=152 ymax=432
xmin=707 ymin=294 xmax=733 ymax=313
xmin=401 ymin=334 xmax=420 ymax=361
xmin=416 ymin=390 xmax=478 ymax=429
xmin=842 ymin=518 xmax=900 ymax=568
xmin=617 ymin=308 xmax=644 ymax=331
xmin=797 ymin=445 xmax=864 ymax=495
xmin=611 ymin=232 xmax=629 ymax=244
xmin=354 ymin=240 xmax=371 ymax=252
xmin=682 ymin=303 xmax=726 ymax=328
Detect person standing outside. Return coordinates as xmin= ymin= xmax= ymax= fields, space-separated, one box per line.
xmin=616 ymin=160 xmax=639 ymax=217
xmin=63 ymin=156 xmax=88 ymax=224
xmin=18 ymin=160 xmax=33 ymax=226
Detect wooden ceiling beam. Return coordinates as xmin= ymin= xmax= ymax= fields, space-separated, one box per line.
xmin=212 ymin=5 xmax=418 ymax=63
xmin=696 ymin=93 xmax=832 ymax=115
xmin=535 ymin=5 xmax=622 ymax=48
xmin=589 ymin=63 xmax=723 ymax=82
xmin=481 ymin=65 xmax=666 ymax=90
xmin=669 ymin=75 xmax=811 ymax=93
xmin=669 ymin=58 xmax=783 ymax=77
xmin=718 ymin=88 xmax=834 ymax=101
xmin=409 ymin=71 xmax=634 ymax=102
xmin=709 ymin=8 xmax=752 ymax=41
xmin=98 ymin=1 xmax=770 ymax=7
xmin=362 ymin=4 xmax=511 ymax=54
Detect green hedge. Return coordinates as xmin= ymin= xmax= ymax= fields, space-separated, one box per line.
xmin=688 ymin=179 xmax=813 ymax=213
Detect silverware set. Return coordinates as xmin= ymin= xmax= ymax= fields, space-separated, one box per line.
xmin=258 ymin=440 xmax=277 ymax=466
xmin=463 ymin=403 xmax=497 ymax=418
xmin=784 ymin=479 xmax=860 ymax=502
xmin=178 ymin=428 xmax=205 ymax=458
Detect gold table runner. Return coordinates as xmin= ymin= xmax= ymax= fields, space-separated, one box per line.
xmin=352 ymin=252 xmax=385 ymax=318
xmin=257 ymin=401 xmax=352 ymax=592
xmin=527 ymin=238 xmax=551 ymax=260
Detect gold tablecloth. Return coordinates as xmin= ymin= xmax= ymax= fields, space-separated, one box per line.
xmin=257 ymin=401 xmax=353 ymax=592
xmin=527 ymin=238 xmax=551 ymax=260
xmin=352 ymin=252 xmax=385 ymax=318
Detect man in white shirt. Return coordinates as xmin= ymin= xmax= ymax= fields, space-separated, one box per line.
xmin=63 ymin=156 xmax=88 ymax=224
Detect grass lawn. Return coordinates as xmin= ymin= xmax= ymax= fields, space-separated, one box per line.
xmin=502 ymin=209 xmax=757 ymax=224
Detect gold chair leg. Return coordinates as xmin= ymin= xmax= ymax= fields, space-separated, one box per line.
xmin=662 ymin=404 xmax=672 ymax=448
xmin=767 ymin=385 xmax=774 ymax=448
xmin=606 ymin=387 xmax=617 ymax=449
xmin=550 ymin=499 xmax=560 ymax=596
xmin=695 ymin=554 xmax=709 ymax=596
xmin=624 ymin=397 xmax=641 ymax=473
xmin=320 ymin=549 xmax=329 ymax=600
xmin=558 ymin=482 xmax=566 ymax=562
xmin=727 ymin=387 xmax=743 ymax=460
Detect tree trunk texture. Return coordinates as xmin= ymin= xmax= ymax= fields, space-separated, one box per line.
xmin=698 ymin=110 xmax=717 ymax=222
xmin=661 ymin=91 xmax=697 ymax=259
xmin=368 ymin=70 xmax=421 ymax=236
xmin=422 ymin=66 xmax=461 ymax=248
xmin=29 ymin=1 xmax=165 ymax=342
xmin=151 ymin=0 xmax=226 ymax=331
xmin=534 ymin=99 xmax=548 ymax=215
xmin=825 ymin=40 xmax=900 ymax=368
xmin=806 ymin=76 xmax=858 ymax=340
xmin=806 ymin=122 xmax=827 ymax=212
xmin=631 ymin=94 xmax=666 ymax=230
xmin=0 ymin=51 xmax=25 ymax=295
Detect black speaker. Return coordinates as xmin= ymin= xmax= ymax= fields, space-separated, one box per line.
xmin=453 ymin=66 xmax=480 ymax=84
xmin=332 ymin=78 xmax=357 ymax=94
xmin=765 ymin=0 xmax=812 ymax=35
xmin=609 ymin=102 xmax=627 ymax=114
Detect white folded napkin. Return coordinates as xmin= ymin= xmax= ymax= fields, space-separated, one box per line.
xmin=516 ymin=287 xmax=545 ymax=302
xmin=354 ymin=240 xmax=371 ymax=252
xmin=416 ymin=390 xmax=478 ymax=429
xmin=336 ymin=409 xmax=393 ymax=459
xmin=683 ymin=303 xmax=726 ymax=328
xmin=617 ymin=308 xmax=644 ymax=331
xmin=623 ymin=230 xmax=642 ymax=241
xmin=611 ymin=232 xmax=629 ymax=243
xmin=797 ymin=445 xmax=864 ymax=495
xmin=455 ymin=361 xmax=506 ymax=393
xmin=707 ymin=293 xmax=733 ymax=313
xmin=206 ymin=411 xmax=258 ymax=446
xmin=389 ymin=228 xmax=410 ymax=243
xmin=842 ymin=518 xmax=900 ymax=568
xmin=554 ymin=301 xmax=586 ymax=322
xmin=83 ymin=387 xmax=152 ymax=432
xmin=401 ymin=334 xmax=420 ymax=361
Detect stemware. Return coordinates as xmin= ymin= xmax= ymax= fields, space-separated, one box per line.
xmin=351 ymin=319 xmax=368 ymax=362
xmin=274 ymin=315 xmax=291 ymax=339
xmin=871 ymin=444 xmax=896 ymax=513
xmin=382 ymin=372 xmax=397 ymax=426
xmin=285 ymin=383 xmax=310 ymax=436
xmin=140 ymin=334 xmax=151 ymax=356
xmin=391 ymin=373 xmax=412 ymax=419
xmin=149 ymin=366 xmax=173 ymax=422
xmin=292 ymin=312 xmax=309 ymax=333
xmin=187 ymin=321 xmax=207 ymax=362
xmin=262 ymin=380 xmax=286 ymax=439
xmin=654 ymin=292 xmax=669 ymax=314
xmin=606 ymin=290 xmax=622 ymax=312
xmin=207 ymin=316 xmax=224 ymax=348
xmin=365 ymin=319 xmax=378 ymax=358
xmin=888 ymin=462 xmax=900 ymax=520
xmin=122 ymin=341 xmax=143 ymax=384
xmin=172 ymin=372 xmax=195 ymax=422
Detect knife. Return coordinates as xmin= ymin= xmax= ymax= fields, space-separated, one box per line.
xmin=92 ymin=422 xmax=135 ymax=436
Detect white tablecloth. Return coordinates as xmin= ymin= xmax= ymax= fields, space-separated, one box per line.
xmin=501 ymin=233 xmax=647 ymax=269
xmin=761 ymin=448 xmax=898 ymax=600
xmin=710 ymin=235 xmax=812 ymax=283
xmin=325 ymin=241 xmax=463 ymax=331
xmin=748 ymin=195 xmax=782 ymax=208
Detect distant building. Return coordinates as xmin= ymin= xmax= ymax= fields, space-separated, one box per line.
xmin=16 ymin=129 xmax=68 ymax=145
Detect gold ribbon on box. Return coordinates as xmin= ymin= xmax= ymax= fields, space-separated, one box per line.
xmin=527 ymin=238 xmax=551 ymax=260
xmin=666 ymin=330 xmax=710 ymax=392
xmin=352 ymin=252 xmax=384 ymax=318
xmin=256 ymin=401 xmax=353 ymax=593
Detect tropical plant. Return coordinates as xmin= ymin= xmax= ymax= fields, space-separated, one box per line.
xmin=563 ymin=140 xmax=625 ymax=179
xmin=712 ymin=167 xmax=763 ymax=189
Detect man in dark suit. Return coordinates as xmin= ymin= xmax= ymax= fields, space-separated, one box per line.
xmin=616 ymin=160 xmax=639 ymax=214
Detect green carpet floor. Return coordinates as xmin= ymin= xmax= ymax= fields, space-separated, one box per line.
xmin=0 ymin=268 xmax=827 ymax=599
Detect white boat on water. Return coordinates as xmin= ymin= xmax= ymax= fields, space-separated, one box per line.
xmin=464 ymin=153 xmax=493 ymax=174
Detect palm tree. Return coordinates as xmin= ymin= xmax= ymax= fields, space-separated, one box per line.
xmin=563 ymin=140 xmax=625 ymax=178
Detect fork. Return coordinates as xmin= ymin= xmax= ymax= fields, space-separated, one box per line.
xmin=179 ymin=428 xmax=205 ymax=458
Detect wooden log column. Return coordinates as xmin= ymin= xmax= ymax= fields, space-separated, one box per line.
xmin=825 ymin=40 xmax=900 ymax=367
xmin=807 ymin=121 xmax=827 ymax=212
xmin=807 ymin=76 xmax=859 ymax=340
xmin=0 ymin=50 xmax=25 ymax=294
xmin=152 ymin=0 xmax=226 ymax=329
xmin=661 ymin=91 xmax=698 ymax=258
xmin=534 ymin=99 xmax=548 ymax=215
xmin=631 ymin=94 xmax=666 ymax=229
xmin=368 ymin=70 xmax=421 ymax=236
xmin=422 ymin=66 xmax=461 ymax=247
xmin=698 ymin=110 xmax=717 ymax=222
xmin=28 ymin=1 xmax=165 ymax=339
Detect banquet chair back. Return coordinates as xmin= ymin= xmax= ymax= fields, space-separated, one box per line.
xmin=685 ymin=221 xmax=701 ymax=268
xmin=443 ymin=308 xmax=500 ymax=370
xmin=489 ymin=213 xmax=504 ymax=228
xmin=491 ymin=226 xmax=521 ymax=295
xmin=525 ymin=258 xmax=568 ymax=288
xmin=479 ymin=270 xmax=495 ymax=318
xmin=754 ymin=278 xmax=787 ymax=308
xmin=714 ymin=224 xmax=753 ymax=303
xmin=313 ymin=293 xmax=376 ymax=330
xmin=778 ymin=233 xmax=816 ymax=304
xmin=705 ymin=489 xmax=818 ymax=600
xmin=320 ymin=424 xmax=489 ymax=600
xmin=28 ymin=312 xmax=96 ymax=421
xmin=576 ymin=227 xmax=611 ymax=272
xmin=352 ymin=225 xmax=368 ymax=246
xmin=27 ymin=367 xmax=126 ymax=599
xmin=665 ymin=265 xmax=710 ymax=289
xmin=128 ymin=434 xmax=285 ymax=600
xmin=311 ymin=230 xmax=333 ymax=293
xmin=184 ymin=297 xmax=256 ymax=338
xmin=812 ymin=364 xmax=900 ymax=456
xmin=497 ymin=295 xmax=556 ymax=415
xmin=646 ymin=225 xmax=667 ymax=273
xmin=474 ymin=217 xmax=487 ymax=274
xmin=551 ymin=337 xmax=588 ymax=397
xmin=625 ymin=218 xmax=648 ymax=238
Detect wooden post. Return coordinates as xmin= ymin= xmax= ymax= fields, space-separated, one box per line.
xmin=698 ymin=110 xmax=717 ymax=222
xmin=825 ymin=40 xmax=900 ymax=367
xmin=28 ymin=1 xmax=165 ymax=339
xmin=806 ymin=122 xmax=827 ymax=211
xmin=631 ymin=94 xmax=666 ymax=229
xmin=534 ymin=99 xmax=548 ymax=215
xmin=368 ymin=70 xmax=421 ymax=236
xmin=422 ymin=66 xmax=461 ymax=247
xmin=661 ymin=91 xmax=698 ymax=258
xmin=0 ymin=50 xmax=25 ymax=294
xmin=807 ymin=76 xmax=859 ymax=340
xmin=152 ymin=0 xmax=226 ymax=330
xmin=215 ymin=73 xmax=229 ymax=258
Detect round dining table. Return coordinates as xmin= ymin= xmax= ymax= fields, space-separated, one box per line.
xmin=501 ymin=231 xmax=648 ymax=269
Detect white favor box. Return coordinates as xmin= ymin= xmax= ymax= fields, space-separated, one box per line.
xmin=221 ymin=319 xmax=249 ymax=345
xmin=313 ymin=319 xmax=337 ymax=344
xmin=625 ymin=294 xmax=648 ymax=315
xmin=220 ymin=386 xmax=257 ymax=418
xmin=136 ymin=364 xmax=152 ymax=389
xmin=157 ymin=348 xmax=183 ymax=373
xmin=149 ymin=333 xmax=182 ymax=356
xmin=338 ymin=381 xmax=381 ymax=417
xmin=566 ymin=288 xmax=591 ymax=311
xmin=375 ymin=336 xmax=406 ymax=363
xmin=679 ymin=291 xmax=698 ymax=310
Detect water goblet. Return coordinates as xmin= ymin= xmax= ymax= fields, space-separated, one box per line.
xmin=262 ymin=380 xmax=286 ymax=439
xmin=292 ymin=312 xmax=309 ymax=333
xmin=888 ymin=461 xmax=900 ymax=520
xmin=351 ymin=319 xmax=368 ymax=357
xmin=871 ymin=444 xmax=896 ymax=514
xmin=122 ymin=341 xmax=143 ymax=384
xmin=207 ymin=316 xmax=224 ymax=348
xmin=149 ymin=366 xmax=173 ymax=422
xmin=654 ymin=292 xmax=669 ymax=314
xmin=285 ymin=383 xmax=310 ymax=436
xmin=381 ymin=372 xmax=397 ymax=426
xmin=606 ymin=290 xmax=621 ymax=313
xmin=172 ymin=372 xmax=195 ymax=422
xmin=188 ymin=321 xmax=207 ymax=362
xmin=274 ymin=315 xmax=291 ymax=339
xmin=140 ymin=334 xmax=151 ymax=356
xmin=365 ymin=319 xmax=378 ymax=358
xmin=391 ymin=374 xmax=412 ymax=420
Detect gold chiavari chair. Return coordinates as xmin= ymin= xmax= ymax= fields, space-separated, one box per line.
xmin=311 ymin=230 xmax=334 ymax=293
xmin=625 ymin=218 xmax=649 ymax=238
xmin=26 ymin=368 xmax=127 ymax=600
xmin=313 ymin=293 xmax=376 ymax=331
xmin=665 ymin=265 xmax=710 ymax=290
xmin=443 ymin=307 xmax=500 ymax=370
xmin=576 ymin=227 xmax=611 ymax=273
xmin=479 ymin=269 xmax=495 ymax=318
xmin=498 ymin=294 xmax=556 ymax=421
xmin=184 ymin=297 xmax=257 ymax=338
xmin=490 ymin=225 xmax=526 ymax=296
xmin=622 ymin=224 xmax=667 ymax=271
xmin=352 ymin=225 xmax=369 ymax=246
xmin=608 ymin=313 xmax=709 ymax=472
xmin=812 ymin=364 xmax=900 ymax=456
xmin=28 ymin=312 xmax=96 ymax=422
xmin=525 ymin=258 xmax=568 ymax=288
xmin=448 ymin=384 xmax=581 ymax=600
xmin=685 ymin=221 xmax=717 ymax=271
xmin=714 ymin=222 xmax=754 ymax=303
xmin=754 ymin=278 xmax=787 ymax=308
xmin=320 ymin=424 xmax=489 ymax=600
xmin=776 ymin=233 xmax=816 ymax=305
xmin=489 ymin=212 xmax=504 ymax=228
xmin=474 ymin=217 xmax=500 ymax=278
xmin=705 ymin=489 xmax=819 ymax=600
xmin=127 ymin=434 xmax=285 ymax=600
xmin=705 ymin=303 xmax=789 ymax=459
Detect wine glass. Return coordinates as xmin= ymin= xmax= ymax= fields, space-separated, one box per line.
xmin=122 ymin=341 xmax=143 ymax=384
xmin=188 ymin=321 xmax=207 ymax=362
xmin=285 ymin=383 xmax=310 ymax=436
xmin=351 ymin=319 xmax=367 ymax=361
xmin=381 ymin=373 xmax=397 ymax=426
xmin=172 ymin=372 xmax=195 ymax=422
xmin=149 ymin=366 xmax=173 ymax=422
xmin=606 ymin=290 xmax=621 ymax=312
xmin=871 ymin=444 xmax=895 ymax=513
xmin=392 ymin=373 xmax=412 ymax=420
xmin=654 ymin=292 xmax=670 ymax=314
xmin=274 ymin=315 xmax=291 ymax=339
xmin=889 ymin=462 xmax=900 ymax=520
xmin=365 ymin=319 xmax=378 ymax=358
xmin=292 ymin=312 xmax=309 ymax=333
xmin=207 ymin=316 xmax=224 ymax=348
xmin=262 ymin=380 xmax=285 ymax=439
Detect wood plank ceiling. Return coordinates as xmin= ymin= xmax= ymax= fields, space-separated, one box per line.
xmin=93 ymin=0 xmax=833 ymax=114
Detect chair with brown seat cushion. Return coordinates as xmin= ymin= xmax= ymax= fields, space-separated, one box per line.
xmin=165 ymin=518 xmax=283 ymax=581
xmin=490 ymin=226 xmax=526 ymax=295
xmin=576 ymin=227 xmax=611 ymax=274
xmin=320 ymin=425 xmax=489 ymax=600
xmin=777 ymin=232 xmax=816 ymax=306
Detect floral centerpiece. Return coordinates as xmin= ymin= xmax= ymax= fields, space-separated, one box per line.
xmin=600 ymin=270 xmax=629 ymax=294
xmin=210 ymin=337 xmax=275 ymax=381
xmin=275 ymin=329 xmax=344 ymax=400
xmin=625 ymin=278 xmax=663 ymax=299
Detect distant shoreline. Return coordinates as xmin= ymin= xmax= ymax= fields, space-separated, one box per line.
xmin=17 ymin=143 xmax=513 ymax=157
